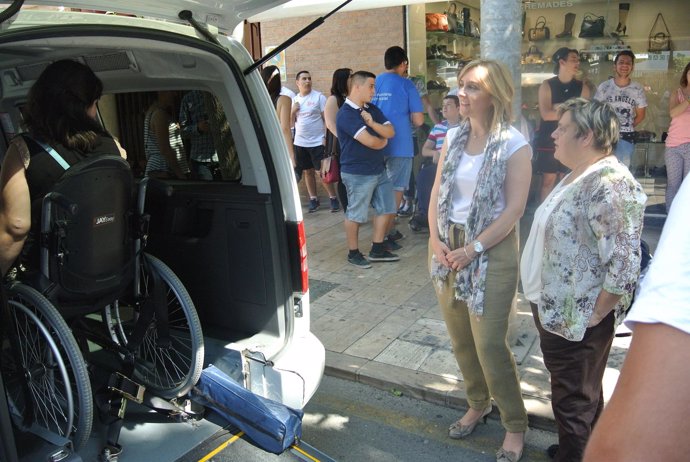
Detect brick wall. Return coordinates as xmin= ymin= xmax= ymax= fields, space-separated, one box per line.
xmin=259 ymin=7 xmax=405 ymax=96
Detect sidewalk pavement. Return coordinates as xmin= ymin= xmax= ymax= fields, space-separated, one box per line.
xmin=302 ymin=178 xmax=664 ymax=432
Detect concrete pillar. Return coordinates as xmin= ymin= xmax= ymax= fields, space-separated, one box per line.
xmin=480 ymin=0 xmax=522 ymax=121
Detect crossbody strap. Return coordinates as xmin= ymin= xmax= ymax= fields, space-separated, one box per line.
xmin=22 ymin=135 xmax=70 ymax=170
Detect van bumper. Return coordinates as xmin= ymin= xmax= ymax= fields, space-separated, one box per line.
xmin=245 ymin=332 xmax=325 ymax=409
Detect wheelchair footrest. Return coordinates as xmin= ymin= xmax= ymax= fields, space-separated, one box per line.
xmin=107 ymin=372 xmax=145 ymax=404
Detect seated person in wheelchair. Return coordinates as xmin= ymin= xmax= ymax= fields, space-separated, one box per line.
xmin=0 ymin=59 xmax=127 ymax=277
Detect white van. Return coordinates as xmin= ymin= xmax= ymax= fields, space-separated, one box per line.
xmin=0 ymin=1 xmax=324 ymax=459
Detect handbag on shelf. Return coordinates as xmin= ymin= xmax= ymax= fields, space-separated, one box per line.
xmin=523 ymin=45 xmax=544 ymax=64
xmin=445 ymin=3 xmax=463 ymax=35
xmin=528 ymin=16 xmax=550 ymax=41
xmin=578 ymin=13 xmax=605 ymax=38
xmin=426 ymin=13 xmax=449 ymax=32
xmin=648 ymin=13 xmax=671 ymax=52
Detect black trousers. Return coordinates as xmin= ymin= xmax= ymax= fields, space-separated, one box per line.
xmin=531 ymin=303 xmax=615 ymax=462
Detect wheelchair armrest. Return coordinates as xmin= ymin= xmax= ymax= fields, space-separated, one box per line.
xmin=44 ymin=192 xmax=79 ymax=215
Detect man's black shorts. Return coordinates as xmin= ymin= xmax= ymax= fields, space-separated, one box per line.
xmin=294 ymin=145 xmax=324 ymax=172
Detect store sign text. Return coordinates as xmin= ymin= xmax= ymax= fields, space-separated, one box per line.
xmin=523 ymin=1 xmax=574 ymax=9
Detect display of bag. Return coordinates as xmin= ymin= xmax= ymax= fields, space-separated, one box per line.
xmin=425 ymin=13 xmax=449 ymax=32
xmin=445 ymin=3 xmax=462 ymax=35
xmin=320 ymin=155 xmax=340 ymax=184
xmin=578 ymin=13 xmax=605 ymax=38
xmin=648 ymin=13 xmax=671 ymax=52
xmin=528 ymin=16 xmax=550 ymax=41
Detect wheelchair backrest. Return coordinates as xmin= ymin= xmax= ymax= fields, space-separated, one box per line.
xmin=43 ymin=155 xmax=136 ymax=301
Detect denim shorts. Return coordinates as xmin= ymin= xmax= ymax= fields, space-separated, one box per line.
xmin=385 ymin=156 xmax=413 ymax=191
xmin=341 ymin=171 xmax=396 ymax=223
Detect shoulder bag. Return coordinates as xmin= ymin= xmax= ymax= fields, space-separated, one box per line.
xmin=648 ymin=13 xmax=671 ymax=52
xmin=528 ymin=16 xmax=550 ymax=41
xmin=579 ymin=13 xmax=605 ymax=38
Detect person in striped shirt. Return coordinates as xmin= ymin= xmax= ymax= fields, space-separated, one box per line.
xmin=409 ymin=94 xmax=461 ymax=232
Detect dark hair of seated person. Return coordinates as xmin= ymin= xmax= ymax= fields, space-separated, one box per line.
xmin=24 ymin=59 xmax=109 ymax=152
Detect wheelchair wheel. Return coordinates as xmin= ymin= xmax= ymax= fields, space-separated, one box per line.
xmin=105 ymin=253 xmax=203 ymax=399
xmin=1 ymin=283 xmax=93 ymax=451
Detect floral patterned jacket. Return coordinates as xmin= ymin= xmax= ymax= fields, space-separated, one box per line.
xmin=538 ymin=158 xmax=647 ymax=341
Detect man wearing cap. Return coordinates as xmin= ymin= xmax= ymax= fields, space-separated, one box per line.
xmin=594 ymin=50 xmax=647 ymax=169
xmin=534 ymin=47 xmax=591 ymax=202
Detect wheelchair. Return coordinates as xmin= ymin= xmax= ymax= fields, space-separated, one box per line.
xmin=0 ymin=155 xmax=204 ymax=453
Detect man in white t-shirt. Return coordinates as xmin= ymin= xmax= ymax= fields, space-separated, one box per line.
xmin=583 ymin=177 xmax=690 ymax=461
xmin=291 ymin=70 xmax=339 ymax=213
xmin=594 ymin=50 xmax=647 ymax=168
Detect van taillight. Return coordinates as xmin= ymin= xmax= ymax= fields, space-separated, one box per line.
xmin=297 ymin=221 xmax=309 ymax=293
xmin=287 ymin=221 xmax=308 ymax=294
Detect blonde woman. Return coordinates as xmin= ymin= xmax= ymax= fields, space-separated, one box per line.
xmin=429 ymin=60 xmax=532 ymax=462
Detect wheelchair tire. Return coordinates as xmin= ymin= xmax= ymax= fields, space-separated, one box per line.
xmin=105 ymin=253 xmax=203 ymax=399
xmin=1 ymin=283 xmax=93 ymax=451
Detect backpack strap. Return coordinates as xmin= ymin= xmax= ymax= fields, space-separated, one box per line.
xmin=32 ymin=139 xmax=70 ymax=170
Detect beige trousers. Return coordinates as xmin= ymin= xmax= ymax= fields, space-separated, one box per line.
xmin=429 ymin=224 xmax=528 ymax=432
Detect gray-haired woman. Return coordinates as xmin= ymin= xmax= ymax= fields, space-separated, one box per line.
xmin=520 ymin=98 xmax=646 ymax=461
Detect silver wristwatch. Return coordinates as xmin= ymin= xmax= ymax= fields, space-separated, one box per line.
xmin=472 ymin=240 xmax=484 ymax=254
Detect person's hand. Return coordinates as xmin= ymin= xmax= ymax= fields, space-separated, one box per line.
xmin=431 ymin=238 xmax=452 ymax=268
xmin=587 ymin=311 xmax=604 ymax=328
xmin=360 ymin=109 xmax=373 ymax=126
xmin=446 ymin=245 xmax=474 ymax=271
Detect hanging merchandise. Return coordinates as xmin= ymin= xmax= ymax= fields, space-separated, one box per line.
xmin=648 ymin=13 xmax=671 ymax=52
xmin=578 ymin=13 xmax=606 ymax=38
xmin=462 ymin=7 xmax=472 ymax=37
xmin=445 ymin=3 xmax=463 ymax=35
xmin=528 ymin=16 xmax=550 ymax=41
xmin=426 ymin=12 xmax=449 ymax=32
xmin=612 ymin=3 xmax=630 ymax=38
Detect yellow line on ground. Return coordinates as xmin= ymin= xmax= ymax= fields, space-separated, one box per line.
xmin=291 ymin=444 xmax=321 ymax=462
xmin=197 ymin=431 xmax=245 ymax=462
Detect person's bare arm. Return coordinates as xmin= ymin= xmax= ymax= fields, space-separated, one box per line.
xmin=538 ymin=81 xmax=558 ymax=121
xmin=277 ymin=96 xmax=296 ymax=166
xmin=113 ymin=138 xmax=128 ymax=159
xmin=151 ymin=110 xmax=185 ymax=179
xmin=584 ymin=323 xmax=690 ymax=462
xmin=587 ymin=289 xmax=622 ymax=327
xmin=633 ymin=107 xmax=646 ymax=127
xmin=360 ymin=110 xmax=394 ymax=139
xmin=446 ymin=146 xmax=532 ymax=270
xmin=581 ymin=81 xmax=592 ymax=100
xmin=410 ymin=112 xmax=424 ymax=127
xmin=421 ymin=139 xmax=437 ymax=159
xmin=0 ymin=142 xmax=31 ymax=275
xmin=428 ymin=137 xmax=451 ymax=268
xmin=421 ymin=95 xmax=440 ymax=125
xmin=669 ymin=89 xmax=689 ymax=119
xmin=324 ymin=95 xmax=339 ymax=136
xmin=354 ymin=130 xmax=388 ymax=150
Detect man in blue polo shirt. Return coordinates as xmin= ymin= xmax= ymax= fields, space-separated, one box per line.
xmin=337 ymin=71 xmax=397 ymax=268
xmin=372 ymin=46 xmax=424 ymax=244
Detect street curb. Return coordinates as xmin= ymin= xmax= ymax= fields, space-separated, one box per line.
xmin=325 ymin=351 xmax=558 ymax=433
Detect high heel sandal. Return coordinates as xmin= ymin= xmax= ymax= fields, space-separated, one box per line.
xmin=448 ymin=405 xmax=492 ymax=439
xmin=496 ymin=429 xmax=528 ymax=462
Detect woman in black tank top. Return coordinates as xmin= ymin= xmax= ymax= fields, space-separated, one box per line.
xmin=0 ymin=59 xmax=124 ymax=275
xmin=324 ymin=68 xmax=352 ymax=212
xmin=534 ymin=48 xmax=591 ymax=203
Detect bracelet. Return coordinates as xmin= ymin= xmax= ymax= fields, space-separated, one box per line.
xmin=463 ymin=247 xmax=470 ymax=259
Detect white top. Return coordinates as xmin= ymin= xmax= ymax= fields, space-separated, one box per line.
xmin=293 ymin=90 xmax=327 ymax=147
xmin=625 ymin=176 xmax=690 ymax=334
xmin=520 ymin=161 xmax=605 ymax=304
xmin=448 ymin=126 xmax=528 ymax=224
xmin=280 ymin=86 xmax=296 ymax=99
xmin=520 ymin=179 xmax=574 ymax=303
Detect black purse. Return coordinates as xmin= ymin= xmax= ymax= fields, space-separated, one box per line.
xmin=579 ymin=13 xmax=605 ymax=38
xmin=528 ymin=16 xmax=550 ymax=41
xmin=648 ymin=13 xmax=671 ymax=52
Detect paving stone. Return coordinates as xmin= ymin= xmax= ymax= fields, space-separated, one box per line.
xmin=374 ymin=339 xmax=434 ymax=370
xmin=417 ymin=348 xmax=462 ymax=380
xmin=399 ymin=317 xmax=451 ymax=348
